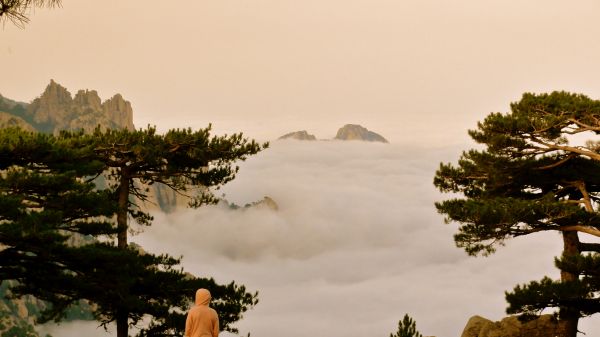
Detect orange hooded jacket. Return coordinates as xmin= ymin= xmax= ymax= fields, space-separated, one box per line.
xmin=185 ymin=289 xmax=220 ymax=337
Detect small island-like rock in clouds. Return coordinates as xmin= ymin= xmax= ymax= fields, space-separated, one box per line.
xmin=278 ymin=130 xmax=317 ymax=141
xmin=334 ymin=124 xmax=388 ymax=143
xmin=221 ymin=196 xmax=279 ymax=211
xmin=277 ymin=124 xmax=388 ymax=143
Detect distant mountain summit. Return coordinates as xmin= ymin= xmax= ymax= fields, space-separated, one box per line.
xmin=0 ymin=79 xmax=134 ymax=134
xmin=278 ymin=124 xmax=388 ymax=143
xmin=334 ymin=124 xmax=388 ymax=143
xmin=278 ymin=130 xmax=317 ymax=141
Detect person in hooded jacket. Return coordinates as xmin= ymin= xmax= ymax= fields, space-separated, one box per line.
xmin=185 ymin=288 xmax=220 ymax=337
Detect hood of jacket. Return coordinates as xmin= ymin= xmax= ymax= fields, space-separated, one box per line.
xmin=195 ymin=288 xmax=211 ymax=306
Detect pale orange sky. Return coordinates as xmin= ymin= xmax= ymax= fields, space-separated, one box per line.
xmin=2 ymin=0 xmax=600 ymax=143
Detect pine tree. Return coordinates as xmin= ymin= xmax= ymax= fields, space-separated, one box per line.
xmin=434 ymin=92 xmax=600 ymax=337
xmin=390 ymin=314 xmax=423 ymax=337
xmin=87 ymin=125 xmax=266 ymax=337
xmin=0 ymin=127 xmax=264 ymax=336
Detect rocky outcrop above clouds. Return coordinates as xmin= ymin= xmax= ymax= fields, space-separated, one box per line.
xmin=278 ymin=130 xmax=317 ymax=141
xmin=334 ymin=124 xmax=388 ymax=143
xmin=461 ymin=315 xmax=565 ymax=337
xmin=222 ymin=196 xmax=279 ymax=211
xmin=278 ymin=124 xmax=388 ymax=143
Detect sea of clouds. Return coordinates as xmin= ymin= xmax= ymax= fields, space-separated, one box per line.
xmin=41 ymin=140 xmax=599 ymax=337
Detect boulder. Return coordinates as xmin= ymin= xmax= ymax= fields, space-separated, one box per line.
xmin=461 ymin=314 xmax=565 ymax=337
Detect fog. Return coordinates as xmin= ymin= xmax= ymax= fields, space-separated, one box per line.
xmin=41 ymin=140 xmax=600 ymax=337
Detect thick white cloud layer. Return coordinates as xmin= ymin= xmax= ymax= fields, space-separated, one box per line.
xmin=43 ymin=141 xmax=599 ymax=337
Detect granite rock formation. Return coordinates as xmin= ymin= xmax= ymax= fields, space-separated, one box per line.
xmin=1 ymin=81 xmax=193 ymax=214
xmin=278 ymin=130 xmax=317 ymax=141
xmin=334 ymin=124 xmax=388 ymax=143
xmin=4 ymin=80 xmax=135 ymax=134
xmin=461 ymin=315 xmax=565 ymax=337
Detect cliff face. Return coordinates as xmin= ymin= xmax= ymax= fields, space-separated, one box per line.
xmin=14 ymin=80 xmax=135 ymax=133
xmin=103 ymin=93 xmax=134 ymax=131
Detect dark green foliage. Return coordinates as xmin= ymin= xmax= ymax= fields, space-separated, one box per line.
xmin=390 ymin=314 xmax=423 ymax=337
xmin=434 ymin=92 xmax=600 ymax=335
xmin=90 ymin=125 xmax=266 ymax=204
xmin=0 ymin=126 xmax=263 ymax=336
xmin=86 ymin=125 xmax=265 ymax=336
xmin=507 ymin=252 xmax=600 ymax=319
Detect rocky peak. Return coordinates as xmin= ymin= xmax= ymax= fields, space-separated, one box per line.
xmin=27 ymin=79 xmax=73 ymax=128
xmin=278 ymin=130 xmax=317 ymax=141
xmin=20 ymin=80 xmax=135 ymax=133
xmin=334 ymin=124 xmax=388 ymax=143
xmin=102 ymin=93 xmax=134 ymax=130
xmin=73 ymin=89 xmax=102 ymax=111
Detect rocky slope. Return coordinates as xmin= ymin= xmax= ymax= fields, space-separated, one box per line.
xmin=0 ymin=112 xmax=36 ymax=131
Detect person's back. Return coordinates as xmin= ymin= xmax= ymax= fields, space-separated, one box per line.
xmin=185 ymin=288 xmax=219 ymax=337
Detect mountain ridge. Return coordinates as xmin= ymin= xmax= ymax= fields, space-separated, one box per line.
xmin=0 ymin=80 xmax=134 ymax=134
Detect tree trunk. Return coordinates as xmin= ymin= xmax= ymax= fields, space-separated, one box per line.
xmin=560 ymin=230 xmax=580 ymax=337
xmin=117 ymin=173 xmax=129 ymax=249
xmin=116 ymin=311 xmax=128 ymax=337
xmin=116 ymin=172 xmax=130 ymax=337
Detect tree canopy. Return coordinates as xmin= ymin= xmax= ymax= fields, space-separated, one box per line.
xmin=389 ymin=314 xmax=423 ymax=337
xmin=0 ymin=126 xmax=265 ymax=337
xmin=434 ymin=91 xmax=600 ymax=337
